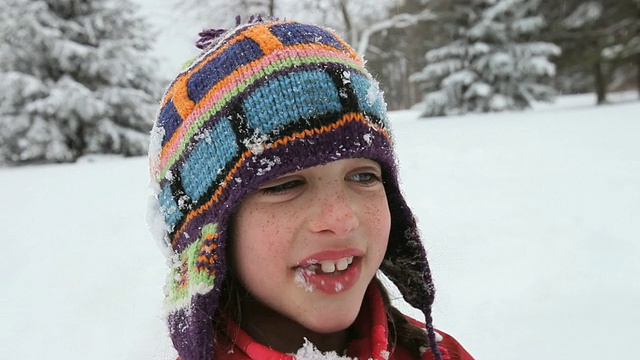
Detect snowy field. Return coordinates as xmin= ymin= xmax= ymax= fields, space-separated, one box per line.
xmin=1 ymin=92 xmax=638 ymax=359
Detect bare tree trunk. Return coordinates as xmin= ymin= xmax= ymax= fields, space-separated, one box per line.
xmin=338 ymin=0 xmax=355 ymax=45
xmin=594 ymin=60 xmax=607 ymax=104
xmin=268 ymin=0 xmax=275 ymax=16
xmin=636 ymin=55 xmax=640 ymax=99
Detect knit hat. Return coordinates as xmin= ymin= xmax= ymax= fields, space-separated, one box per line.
xmin=148 ymin=18 xmax=440 ymax=360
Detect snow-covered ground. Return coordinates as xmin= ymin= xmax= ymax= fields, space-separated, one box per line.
xmin=1 ymin=93 xmax=638 ymax=359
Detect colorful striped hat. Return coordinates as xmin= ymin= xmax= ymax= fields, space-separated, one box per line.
xmin=148 ymin=19 xmax=440 ymax=360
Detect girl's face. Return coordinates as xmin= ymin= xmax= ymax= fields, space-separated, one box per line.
xmin=232 ymin=158 xmax=391 ymax=337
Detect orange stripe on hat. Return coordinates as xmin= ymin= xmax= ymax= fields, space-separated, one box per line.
xmin=242 ymin=23 xmax=285 ymax=54
xmin=170 ymin=76 xmax=196 ymax=121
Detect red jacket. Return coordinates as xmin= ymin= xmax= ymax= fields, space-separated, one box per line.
xmin=211 ymin=283 xmax=474 ymax=360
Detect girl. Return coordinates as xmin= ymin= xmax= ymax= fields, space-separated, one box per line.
xmin=148 ymin=17 xmax=474 ymax=360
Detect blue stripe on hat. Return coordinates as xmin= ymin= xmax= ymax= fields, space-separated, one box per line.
xmin=187 ymin=38 xmax=264 ymax=103
xmin=159 ymin=184 xmax=181 ymax=228
xmin=180 ymin=118 xmax=239 ymax=202
xmin=242 ymin=70 xmax=342 ymax=133
xmin=351 ymin=74 xmax=386 ymax=120
xmin=157 ymin=100 xmax=182 ymax=146
xmin=270 ymin=23 xmax=344 ymax=50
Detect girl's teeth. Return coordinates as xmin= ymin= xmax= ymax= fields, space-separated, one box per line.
xmin=336 ymin=257 xmax=349 ymax=271
xmin=321 ymin=261 xmax=336 ymax=273
xmin=318 ymin=256 xmax=355 ymax=273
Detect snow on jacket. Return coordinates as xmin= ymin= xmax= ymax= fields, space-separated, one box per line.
xmin=210 ymin=283 xmax=474 ymax=360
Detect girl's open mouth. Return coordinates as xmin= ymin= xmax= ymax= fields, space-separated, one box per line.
xmin=294 ymin=256 xmax=361 ymax=294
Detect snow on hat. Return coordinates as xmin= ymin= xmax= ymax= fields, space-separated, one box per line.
xmin=148 ymin=18 xmax=441 ymax=360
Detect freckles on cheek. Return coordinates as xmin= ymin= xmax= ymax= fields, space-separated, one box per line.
xmin=366 ymin=195 xmax=391 ymax=221
xmin=259 ymin=210 xmax=294 ymax=252
xmin=366 ymin=194 xmax=391 ymax=245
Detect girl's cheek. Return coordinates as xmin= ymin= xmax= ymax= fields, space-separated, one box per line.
xmin=262 ymin=212 xmax=295 ymax=248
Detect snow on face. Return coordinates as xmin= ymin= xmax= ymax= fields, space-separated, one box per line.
xmin=294 ymin=267 xmax=315 ymax=292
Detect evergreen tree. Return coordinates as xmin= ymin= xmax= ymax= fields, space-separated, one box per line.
xmin=0 ymin=0 xmax=162 ymax=165
xmin=602 ymin=0 xmax=640 ymax=96
xmin=411 ymin=0 xmax=561 ymax=117
xmin=357 ymin=1 xmax=440 ymax=110
xmin=547 ymin=0 xmax=640 ymax=102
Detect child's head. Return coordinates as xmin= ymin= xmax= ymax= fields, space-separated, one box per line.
xmin=148 ymin=18 xmax=437 ymax=360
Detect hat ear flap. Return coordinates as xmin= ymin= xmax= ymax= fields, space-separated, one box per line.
xmin=168 ymin=293 xmax=217 ymax=360
xmin=165 ymin=223 xmax=228 ymax=359
xmin=378 ymin=155 xmax=436 ymax=311
xmin=379 ymin=172 xmax=441 ymax=359
xmin=381 ymin=240 xmax=435 ymax=312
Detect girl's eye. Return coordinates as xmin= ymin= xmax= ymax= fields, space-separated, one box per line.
xmin=260 ymin=179 xmax=304 ymax=195
xmin=348 ymin=172 xmax=382 ymax=185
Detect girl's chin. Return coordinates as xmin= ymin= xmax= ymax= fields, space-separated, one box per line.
xmin=293 ymin=282 xmax=372 ymax=333
xmin=297 ymin=312 xmax=359 ymax=334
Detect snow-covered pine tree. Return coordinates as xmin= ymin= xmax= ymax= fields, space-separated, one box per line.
xmin=599 ymin=0 xmax=640 ymax=98
xmin=0 ymin=0 xmax=163 ymax=165
xmin=411 ymin=0 xmax=561 ymax=117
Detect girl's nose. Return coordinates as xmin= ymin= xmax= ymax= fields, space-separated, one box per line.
xmin=307 ymin=188 xmax=359 ymax=238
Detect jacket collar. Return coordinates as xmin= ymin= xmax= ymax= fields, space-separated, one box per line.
xmin=214 ymin=281 xmax=391 ymax=360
